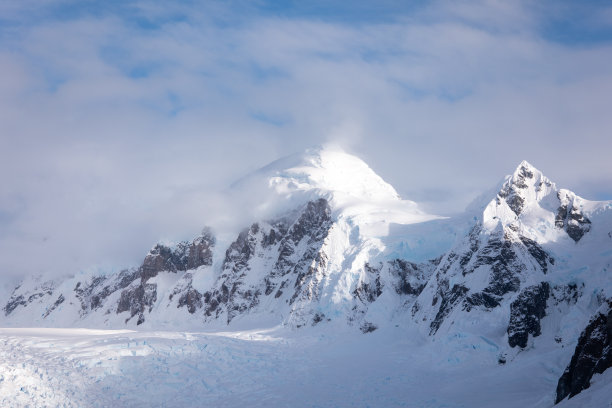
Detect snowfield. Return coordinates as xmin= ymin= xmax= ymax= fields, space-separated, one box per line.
xmin=1 ymin=326 xmax=606 ymax=408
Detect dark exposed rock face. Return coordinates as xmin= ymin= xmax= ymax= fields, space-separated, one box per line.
xmin=427 ymin=223 xmax=553 ymax=335
xmin=413 ymin=253 xmax=470 ymax=324
xmin=169 ymin=273 xmax=204 ymax=314
xmin=498 ymin=163 xmax=537 ymax=216
xmin=141 ymin=229 xmax=215 ymax=281
xmin=87 ymin=269 xmax=139 ymax=313
xmin=360 ymin=321 xmax=378 ymax=333
xmin=519 ymin=236 xmax=554 ymax=274
xmin=202 ymin=199 xmax=333 ymax=325
xmin=4 ymin=294 xmax=31 ymax=316
xmin=507 ymin=282 xmax=549 ymax=348
xmin=222 ymin=224 xmax=261 ymax=276
xmin=462 ymin=233 xmax=521 ymax=306
xmin=117 ymin=283 xmax=158 ymax=325
xmin=499 ymin=188 xmax=526 ymax=217
xmin=4 ymin=267 xmax=143 ymax=321
xmin=42 ymin=294 xmax=65 ymax=318
xmin=555 ymin=300 xmax=612 ymax=403
xmin=551 ymin=283 xmax=582 ymax=307
xmin=178 ymin=288 xmax=203 ymax=314
xmin=74 ymin=276 xmax=107 ymax=314
xmin=202 ymin=222 xmax=268 ymax=322
xmin=353 ymin=263 xmax=383 ymax=303
xmin=114 ymin=229 xmax=215 ymax=324
xmin=140 ymin=245 xmax=180 ymax=281
xmin=350 ymin=258 xmax=435 ymax=326
xmin=4 ymin=282 xmax=55 ymax=316
xmin=555 ymin=190 xmax=591 ymax=242
xmin=430 ymin=283 xmax=469 ymax=334
xmin=496 ymin=161 xmax=557 ymax=220
xmin=389 ymin=259 xmax=436 ymax=296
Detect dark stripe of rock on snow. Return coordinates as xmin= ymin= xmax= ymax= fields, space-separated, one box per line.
xmin=3 ymin=281 xmax=55 ymax=316
xmin=507 ymin=282 xmax=550 ymax=348
xmin=555 ymin=190 xmax=592 ymax=243
xmin=555 ymin=299 xmax=612 ymax=404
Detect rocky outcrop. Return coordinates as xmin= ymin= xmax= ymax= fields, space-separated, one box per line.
xmin=389 ymin=258 xmax=437 ymax=296
xmin=114 ymin=229 xmax=215 ymax=324
xmin=202 ymin=198 xmax=333 ymax=325
xmin=519 ymin=236 xmax=554 ymax=274
xmin=462 ymin=231 xmax=522 ymax=308
xmin=429 ymin=283 xmax=469 ymax=334
xmin=141 ymin=229 xmax=215 ymax=281
xmin=42 ymin=294 xmax=65 ymax=318
xmin=201 ymin=222 xmax=278 ymax=321
xmin=496 ymin=161 xmax=554 ymax=217
xmin=117 ymin=283 xmax=158 ymax=325
xmin=507 ymin=282 xmax=550 ymax=348
xmin=424 ymin=224 xmax=553 ymax=335
xmin=178 ymin=287 xmax=203 ymax=314
xmin=3 ymin=281 xmax=55 ymax=316
xmin=555 ymin=300 xmax=612 ymax=403
xmin=498 ymin=164 xmax=533 ymax=216
xmin=83 ymin=269 xmax=139 ymax=313
xmin=556 ymin=189 xmax=591 ymax=242
xmin=353 ymin=263 xmax=383 ymax=303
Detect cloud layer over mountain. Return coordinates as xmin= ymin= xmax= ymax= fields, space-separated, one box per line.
xmin=1 ymin=0 xmax=611 ymax=287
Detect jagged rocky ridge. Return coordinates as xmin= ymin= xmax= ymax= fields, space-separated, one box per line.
xmin=1 ymin=152 xmax=611 ymax=403
xmin=115 ymin=230 xmax=215 ymax=324
xmin=1 ymin=198 xmax=436 ymax=330
xmin=412 ymin=161 xmax=599 ymax=346
xmin=2 ymin=230 xmax=215 ymax=326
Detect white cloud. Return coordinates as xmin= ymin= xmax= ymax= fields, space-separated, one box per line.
xmin=0 ymin=0 xmax=611 ymax=285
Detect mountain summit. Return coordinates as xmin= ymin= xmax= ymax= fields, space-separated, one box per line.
xmin=481 ymin=160 xmax=596 ymax=244
xmin=232 ymin=145 xmax=441 ymax=237
xmin=248 ymin=145 xmax=402 ymax=203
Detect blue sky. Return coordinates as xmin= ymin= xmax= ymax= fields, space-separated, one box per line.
xmin=0 ymin=0 xmax=611 ymax=283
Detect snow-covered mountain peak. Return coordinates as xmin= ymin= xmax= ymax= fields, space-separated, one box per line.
xmin=481 ymin=161 xmax=558 ymax=234
xmin=264 ymin=145 xmax=401 ymax=203
xmin=233 ymin=145 xmax=441 ymax=234
xmin=514 ymin=159 xmax=538 ymax=177
xmin=477 ymin=160 xmax=603 ymax=245
xmin=504 ymin=160 xmax=556 ymax=210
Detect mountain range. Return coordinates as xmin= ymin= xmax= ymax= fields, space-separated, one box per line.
xmin=2 ymin=146 xmax=610 ymax=405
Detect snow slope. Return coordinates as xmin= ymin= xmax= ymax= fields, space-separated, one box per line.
xmin=232 ymin=144 xmax=443 ymax=237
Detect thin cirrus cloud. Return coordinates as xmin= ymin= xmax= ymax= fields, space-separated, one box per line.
xmin=0 ymin=0 xmax=611 ymax=290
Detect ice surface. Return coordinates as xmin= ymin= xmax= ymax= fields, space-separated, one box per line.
xmin=0 ymin=326 xmax=588 ymax=408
